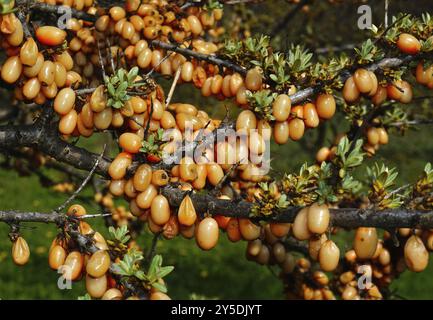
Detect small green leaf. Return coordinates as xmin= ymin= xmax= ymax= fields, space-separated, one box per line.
xmin=152 ymin=282 xmax=167 ymax=293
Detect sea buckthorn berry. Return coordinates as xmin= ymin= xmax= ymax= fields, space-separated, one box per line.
xmin=54 ymin=88 xmax=76 ymax=115
xmin=343 ymin=76 xmax=360 ymax=103
xmin=353 ymin=68 xmax=374 ymax=94
xmin=152 ymin=170 xmax=169 ymax=186
xmin=303 ymin=103 xmax=319 ymax=127
xmin=273 ymin=121 xmax=289 ymax=145
xmin=20 ymin=38 xmax=39 ymax=66
xmin=366 ymin=127 xmax=379 ymax=145
xmin=119 ymin=133 xmax=142 ymax=154
xmin=12 ymin=237 xmax=30 ymax=266
xmin=316 ymin=147 xmax=330 ymax=163
xmin=372 ymin=85 xmax=387 ymax=106
xmin=226 ymin=218 xmax=241 ymax=242
xmin=86 ymin=250 xmax=110 ymax=278
xmin=136 ymin=184 xmax=158 ymax=209
xmin=108 ymin=153 xmax=132 ymax=180
xmin=272 ymin=94 xmax=291 ymax=121
xmin=416 ymin=62 xmax=433 ymax=85
xmin=196 ymin=217 xmax=219 ymax=250
xmin=239 ymin=218 xmax=261 ymax=241
xmin=102 ymin=288 xmax=123 ymax=300
xmin=62 ymin=251 xmax=83 ymax=281
xmin=269 ymin=223 xmax=291 ymax=238
xmin=7 ymin=17 xmax=23 ymax=46
xmin=178 ymin=195 xmax=197 ymax=226
xmin=49 ymin=245 xmax=66 ymax=270
xmin=59 ymin=110 xmax=78 ymax=135
xmin=307 ymin=203 xmax=330 ymax=234
xmin=397 ymin=33 xmax=421 ymax=55
xmin=38 ymin=61 xmax=55 ymax=85
xmin=245 ymin=68 xmax=262 ymax=91
xmin=318 ymin=240 xmax=340 ymax=272
xmin=67 ymin=204 xmax=86 ymax=217
xmin=1 ymin=56 xmax=22 ymax=84
xmin=133 ymin=164 xmax=152 ymax=191
xmin=151 ymin=195 xmax=171 ymax=225
xmin=288 ymin=118 xmax=305 ymax=141
xmin=309 ymin=234 xmax=327 ymax=261
xmin=293 ymin=207 xmax=311 ymax=240
xmin=353 ymin=227 xmax=378 ymax=259
xmin=387 ymin=80 xmax=404 ymax=101
xmin=22 ymin=77 xmax=41 ymax=100
xmin=404 ymin=235 xmax=429 ymax=272
xmin=86 ymin=274 xmax=107 ymax=298
xmin=36 ymin=26 xmax=67 ymax=46
xmin=377 ymin=128 xmax=389 ymax=145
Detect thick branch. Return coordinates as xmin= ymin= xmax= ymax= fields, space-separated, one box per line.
xmin=0 ymin=113 xmax=112 ymax=178
xmin=161 ymin=185 xmax=433 ymax=229
xmin=0 ymin=210 xmax=65 ymax=224
xmin=30 ymin=2 xmax=97 ymax=22
xmin=16 ymin=0 xmax=97 ymax=22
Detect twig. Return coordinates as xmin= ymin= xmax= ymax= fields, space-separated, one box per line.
xmin=143 ymin=97 xmax=154 ymax=138
xmin=97 ymin=34 xmax=108 ymax=80
xmin=384 ymin=183 xmax=412 ymax=200
xmin=384 ymin=0 xmax=389 ymax=28
xmin=75 ymin=87 xmax=97 ymax=95
xmin=270 ymin=0 xmax=310 ymax=38
xmin=145 ymin=231 xmax=161 ymax=266
xmin=53 ymin=145 xmax=106 ymax=213
xmin=165 ymin=67 xmax=182 ymax=108
xmin=213 ymin=162 xmax=240 ymax=192
xmin=16 ymin=11 xmax=32 ymax=39
xmin=388 ymin=119 xmax=433 ymax=127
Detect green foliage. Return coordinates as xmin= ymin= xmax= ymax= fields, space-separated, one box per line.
xmin=367 ymin=163 xmax=404 ymax=209
xmin=286 ymin=44 xmax=313 ymax=74
xmin=104 ymin=67 xmax=139 ymax=109
xmin=334 ymin=137 xmax=365 ymax=175
xmin=140 ymin=128 xmax=165 ymax=157
xmin=204 ymin=0 xmax=223 ymax=11
xmin=281 ymin=163 xmax=320 ymax=206
xmin=251 ymin=182 xmax=289 ymax=217
xmin=108 ymin=225 xmax=131 ymax=244
xmin=111 ymin=250 xmax=174 ymax=294
xmin=0 ymin=0 xmax=15 ymax=14
xmin=354 ymin=39 xmax=384 ymax=64
xmin=111 ymin=248 xmax=145 ymax=277
xmin=146 ymin=255 xmax=174 ymax=293
xmin=246 ymin=89 xmax=277 ymax=121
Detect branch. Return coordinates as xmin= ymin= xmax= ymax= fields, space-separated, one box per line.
xmin=0 ymin=109 xmax=112 ymax=178
xmin=161 ymin=185 xmax=433 ymax=229
xmin=30 ymin=3 xmax=97 ymax=22
xmin=54 ymin=146 xmax=106 ymax=213
xmin=153 ymin=39 xmax=426 ymax=106
xmin=16 ymin=0 xmax=97 ymax=22
xmin=0 ymin=210 xmax=65 ymax=224
xmin=151 ymin=40 xmax=247 ymax=76
xmin=289 ymin=54 xmax=421 ymax=105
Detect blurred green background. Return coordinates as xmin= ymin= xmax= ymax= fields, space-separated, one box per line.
xmin=1 ymin=0 xmax=433 ymax=299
